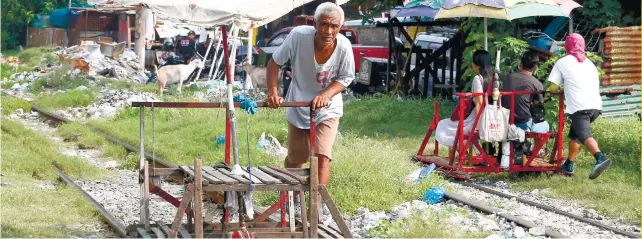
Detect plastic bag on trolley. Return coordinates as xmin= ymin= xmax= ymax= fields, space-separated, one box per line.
xmin=225 ymin=191 xmax=240 ymax=222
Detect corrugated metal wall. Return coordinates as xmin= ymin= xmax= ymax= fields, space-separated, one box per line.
xmin=594 ymin=26 xmax=641 ymax=87
xmin=593 ymin=26 xmax=641 ymax=118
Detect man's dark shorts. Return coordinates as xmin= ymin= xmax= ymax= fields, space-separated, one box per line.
xmin=568 ymin=109 xmax=601 ymax=143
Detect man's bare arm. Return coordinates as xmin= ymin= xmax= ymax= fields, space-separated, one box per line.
xmin=312 ymin=81 xmax=345 ymax=110
xmin=267 ymin=59 xmax=281 ymax=96
xmin=322 ymin=81 xmax=345 ymax=98
xmin=266 ymin=59 xmax=284 ymax=108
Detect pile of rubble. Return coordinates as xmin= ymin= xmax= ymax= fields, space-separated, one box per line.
xmin=58 ymin=45 xmax=149 ymax=83
xmin=54 ymin=87 xmax=160 ymax=120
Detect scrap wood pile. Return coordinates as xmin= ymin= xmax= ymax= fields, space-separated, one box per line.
xmin=593 ymin=26 xmax=641 ymax=87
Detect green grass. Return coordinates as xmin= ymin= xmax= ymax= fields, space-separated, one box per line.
xmin=87 ymin=95 xmax=639 ymax=228
xmin=1 ymin=95 xmax=31 ymax=115
xmin=88 ymin=96 xmax=455 ymax=214
xmin=1 ymin=119 xmax=110 ymax=237
xmin=1 ymin=47 xmax=54 ymax=80
xmin=57 ymin=123 xmax=128 ymax=164
xmin=33 ymin=89 xmax=95 ymax=109
xmin=482 ymin=116 xmax=640 ymax=224
xmin=30 ymin=65 xmax=90 ymax=93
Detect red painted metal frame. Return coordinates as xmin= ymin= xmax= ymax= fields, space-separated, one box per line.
xmin=414 ymin=90 xmax=566 ymax=179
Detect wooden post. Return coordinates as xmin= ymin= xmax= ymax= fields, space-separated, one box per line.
xmin=139 ymin=106 xmax=150 ymax=231
xmin=299 ymin=191 xmax=308 ymax=238
xmin=319 ymin=185 xmax=353 ymax=238
xmin=194 ymin=158 xmax=204 ymax=238
xmin=135 ymin=5 xmax=146 ymax=73
xmin=169 ymin=184 xmax=194 ymax=238
xmin=309 ymin=156 xmax=319 ymax=238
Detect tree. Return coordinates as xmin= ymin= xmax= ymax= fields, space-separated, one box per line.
xmin=1 ymin=0 xmax=68 ymax=50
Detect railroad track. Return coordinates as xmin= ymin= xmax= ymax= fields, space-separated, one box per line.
xmin=11 ymin=96 xmax=639 ymax=238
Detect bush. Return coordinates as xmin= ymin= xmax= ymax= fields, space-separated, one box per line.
xmin=29 ymin=65 xmax=90 ymax=93
xmin=1 ymin=96 xmax=31 ymax=115
xmin=33 ymin=89 xmax=95 ymax=109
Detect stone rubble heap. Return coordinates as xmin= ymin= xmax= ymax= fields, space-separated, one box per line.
xmin=55 ymin=87 xmax=160 ymax=120
xmin=58 ymin=46 xmax=148 ymax=83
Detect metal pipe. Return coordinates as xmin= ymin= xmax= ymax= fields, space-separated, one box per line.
xmin=455 ymin=89 xmax=640 ymax=97
xmin=53 ymin=166 xmax=128 ymax=237
xmin=221 ymin=25 xmax=242 ymax=175
xmin=445 ymin=192 xmax=568 ymax=238
xmin=209 ymin=28 xmax=223 ymax=79
xmin=453 ymin=180 xmax=640 ymax=238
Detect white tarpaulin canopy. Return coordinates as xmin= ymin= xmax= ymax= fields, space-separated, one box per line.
xmin=97 ymin=0 xmax=349 ymax=31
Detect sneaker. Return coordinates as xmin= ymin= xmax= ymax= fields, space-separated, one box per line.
xmin=589 ymin=155 xmax=612 ymax=180
xmin=561 ymin=159 xmax=575 ymax=176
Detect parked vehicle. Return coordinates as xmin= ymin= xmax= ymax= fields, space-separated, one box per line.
xmin=256 ymin=26 xmax=389 ymax=73
xmin=410 ymin=31 xmax=458 ymax=97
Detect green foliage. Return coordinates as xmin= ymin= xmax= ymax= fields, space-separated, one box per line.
xmin=1 ymin=47 xmax=58 ymax=80
xmin=576 ymin=0 xmax=640 ymax=27
xmin=349 ymin=0 xmax=404 ymax=22
xmin=33 ymin=89 xmax=95 ymax=109
xmin=30 ymin=65 xmax=90 ymax=93
xmin=1 ymin=96 xmax=32 ymax=115
xmin=1 ymin=0 xmax=69 ymax=50
xmin=459 ymin=18 xmax=536 ymax=85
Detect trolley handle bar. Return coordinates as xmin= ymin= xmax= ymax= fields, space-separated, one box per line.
xmin=131 ymin=101 xmax=311 ymax=109
xmin=455 ymin=89 xmax=636 ymax=97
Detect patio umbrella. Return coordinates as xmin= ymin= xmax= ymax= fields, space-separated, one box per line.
xmin=395 ymin=0 xmax=582 ymax=50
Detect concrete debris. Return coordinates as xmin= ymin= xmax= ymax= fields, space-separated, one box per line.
xmin=513 ymin=226 xmax=526 ymax=238
xmin=528 ymin=226 xmax=546 ymax=236
xmin=58 ymin=46 xmax=148 ymax=83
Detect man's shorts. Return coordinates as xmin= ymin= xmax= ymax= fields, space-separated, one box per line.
xmin=286 ymin=118 xmax=340 ymax=165
xmin=568 ymin=109 xmax=601 ymax=143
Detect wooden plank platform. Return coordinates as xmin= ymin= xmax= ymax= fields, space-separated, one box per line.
xmin=527 ymin=158 xmax=557 ymax=167
xmin=169 ymin=166 xmax=310 ymax=191
xmin=131 ymin=223 xmax=305 ymax=238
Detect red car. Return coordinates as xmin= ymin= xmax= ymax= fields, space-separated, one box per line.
xmin=259 ymin=26 xmax=389 ymax=72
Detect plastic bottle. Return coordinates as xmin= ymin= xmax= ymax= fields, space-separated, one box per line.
xmin=404 ymin=164 xmax=436 ymax=184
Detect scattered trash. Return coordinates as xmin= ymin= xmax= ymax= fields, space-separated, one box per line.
xmin=257 ymin=132 xmax=271 ymax=149
xmin=404 ymin=163 xmax=436 ymax=185
xmin=256 ymin=132 xmax=287 ymax=157
xmin=216 ymin=136 xmax=226 ymax=147
xmin=423 ymin=186 xmax=445 ymax=204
